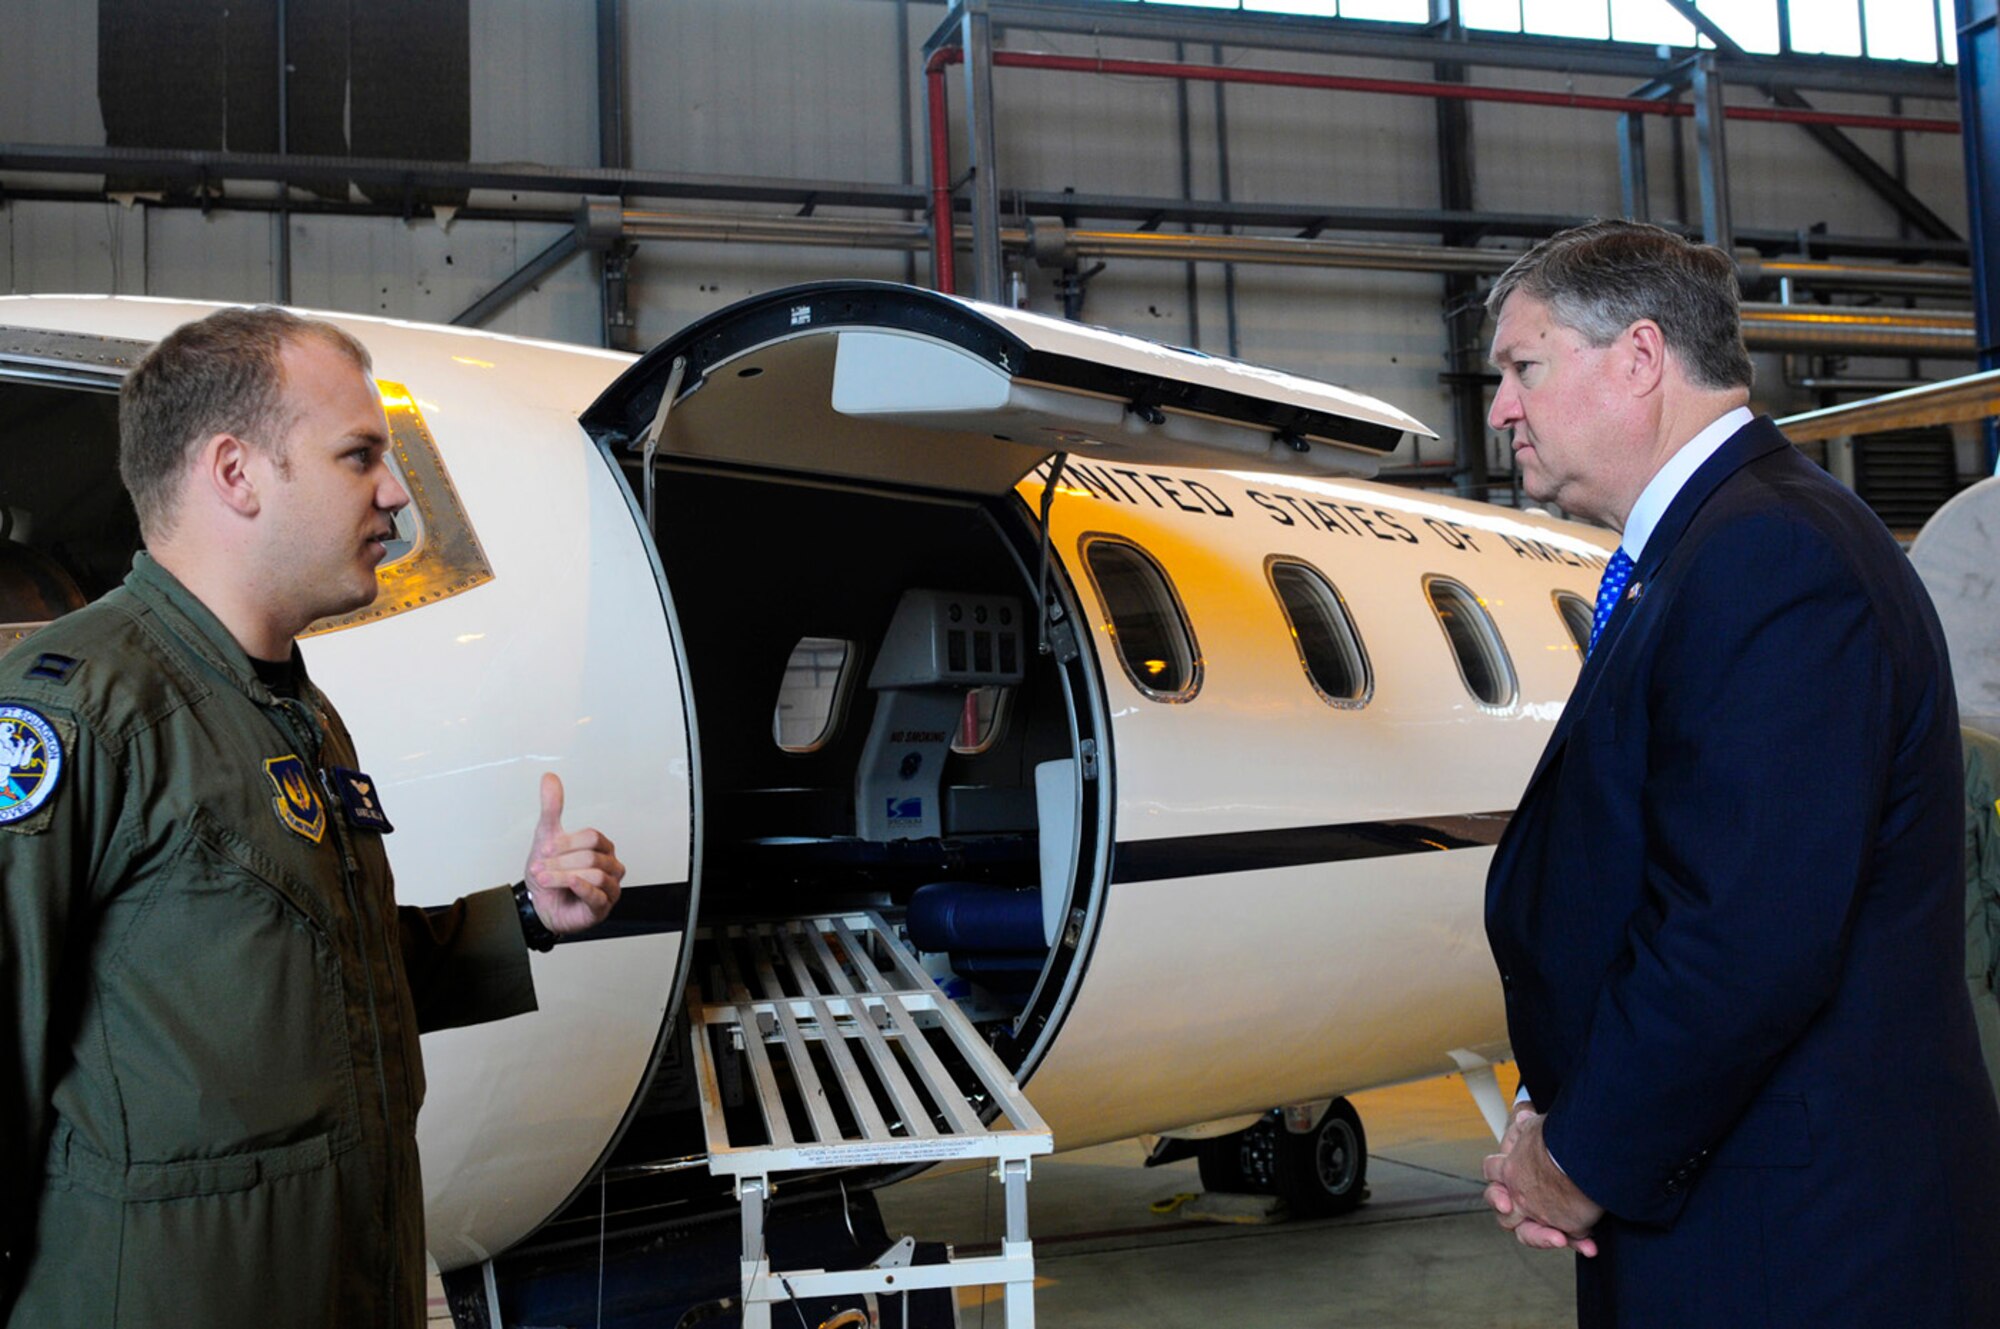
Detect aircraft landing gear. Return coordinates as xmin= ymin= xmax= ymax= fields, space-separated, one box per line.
xmin=1196 ymin=1098 xmax=1369 ymax=1218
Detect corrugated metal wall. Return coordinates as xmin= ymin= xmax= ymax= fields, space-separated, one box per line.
xmin=0 ymin=0 xmax=1974 ymax=475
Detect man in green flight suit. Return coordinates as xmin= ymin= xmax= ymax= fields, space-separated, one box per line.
xmin=0 ymin=307 xmax=626 ymax=1327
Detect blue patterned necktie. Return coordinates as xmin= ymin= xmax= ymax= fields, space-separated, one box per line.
xmin=1588 ymin=547 xmax=1635 ymax=658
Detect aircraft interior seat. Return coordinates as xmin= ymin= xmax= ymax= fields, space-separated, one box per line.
xmin=0 ymin=539 xmax=88 ymax=626
xmin=904 ymin=757 xmax=1077 ymax=1005
xmin=906 ymin=882 xmax=1048 ymax=998
xmin=854 ymin=588 xmax=1024 ymax=844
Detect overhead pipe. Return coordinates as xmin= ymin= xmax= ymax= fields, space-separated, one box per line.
xmin=1029 ymin=222 xmax=1971 ymax=295
xmin=1740 ymin=256 xmax=1974 ymax=293
xmin=602 ymin=208 xmax=1977 ymax=322
xmin=919 ymin=42 xmax=1964 ymax=305
xmin=619 ymin=210 xmax=932 ymax=249
xmin=925 ymin=47 xmax=1960 ymax=136
xmin=925 ymin=48 xmax=959 ymax=293
xmin=1739 ymin=303 xmax=1975 ymax=356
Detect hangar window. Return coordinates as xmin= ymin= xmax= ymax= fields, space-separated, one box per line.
xmin=1082 ymin=536 xmax=1201 ymax=702
xmin=773 ymin=636 xmax=859 ymax=752
xmin=1425 ymin=576 xmax=1517 ymax=707
xmin=1553 ymin=591 xmax=1594 ymax=656
xmin=1267 ymin=558 xmax=1372 ymax=707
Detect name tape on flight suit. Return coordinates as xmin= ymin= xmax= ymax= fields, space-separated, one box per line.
xmin=331 ymin=766 xmax=394 ymax=834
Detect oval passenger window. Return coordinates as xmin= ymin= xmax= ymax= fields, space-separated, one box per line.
xmin=772 ymin=636 xmax=858 ymax=752
xmin=1268 ymin=559 xmax=1372 ymax=706
xmin=1082 ymin=537 xmax=1201 ymax=701
xmin=1553 ymin=591 xmax=1593 ymax=656
xmin=1425 ymin=576 xmax=1517 ymax=706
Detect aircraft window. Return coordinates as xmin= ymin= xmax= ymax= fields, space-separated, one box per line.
xmin=773 ymin=636 xmax=859 ymax=752
xmin=1424 ymin=576 xmax=1517 ymax=707
xmin=0 ymin=374 xmax=136 ymax=655
xmin=380 ymin=501 xmax=423 ymax=568
xmin=1553 ymin=591 xmax=1593 ymax=656
xmin=300 ymin=380 xmax=492 ymax=638
xmin=1266 ymin=558 xmax=1372 ymax=707
xmin=1081 ymin=536 xmax=1202 ymax=702
xmin=950 ymin=684 xmax=1011 ymax=755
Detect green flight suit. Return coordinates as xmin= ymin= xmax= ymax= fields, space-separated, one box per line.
xmin=1 ymin=554 xmax=538 ymax=1328
xmin=1967 ymin=726 xmax=2000 ymax=1110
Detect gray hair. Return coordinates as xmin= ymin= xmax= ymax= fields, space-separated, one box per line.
xmin=1487 ymin=220 xmax=1754 ymax=392
xmin=119 ymin=306 xmax=373 ymax=539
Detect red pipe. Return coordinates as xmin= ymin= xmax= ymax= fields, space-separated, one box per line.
xmin=925 ymin=48 xmax=958 ymax=294
xmin=928 ymin=46 xmax=1958 ymax=136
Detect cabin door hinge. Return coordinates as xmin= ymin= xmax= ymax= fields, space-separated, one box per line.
xmin=1079 ymin=738 xmax=1100 ymax=781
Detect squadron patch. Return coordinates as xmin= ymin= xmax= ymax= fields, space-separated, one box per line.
xmin=0 ymin=705 xmax=63 ymax=825
xmin=264 ymin=754 xmax=327 ymax=844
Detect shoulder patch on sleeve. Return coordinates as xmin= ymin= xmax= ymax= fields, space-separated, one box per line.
xmin=0 ymin=704 xmax=65 ymax=829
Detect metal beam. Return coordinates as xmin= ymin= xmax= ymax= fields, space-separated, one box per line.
xmin=1692 ymin=54 xmax=1734 ymax=251
xmin=451 ymin=231 xmax=584 ymax=327
xmin=1662 ymin=0 xmax=1960 ymax=242
xmin=1432 ymin=0 xmax=1489 ymax=501
xmin=3 ymin=153 xmax=1970 ymax=266
xmin=1618 ymin=112 xmax=1650 ymax=221
xmin=0 ymin=142 xmax=932 ymax=212
xmin=1963 ymin=0 xmax=2000 ymax=468
xmin=1777 ymin=368 xmax=2000 ymax=442
xmin=597 ymin=0 xmax=625 ymax=171
xmin=958 ymin=1 xmax=1006 ymax=302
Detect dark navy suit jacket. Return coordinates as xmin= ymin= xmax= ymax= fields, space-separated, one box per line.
xmin=1486 ymin=417 xmax=2000 ymax=1327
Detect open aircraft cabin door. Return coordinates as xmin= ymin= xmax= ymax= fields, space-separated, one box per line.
xmin=578 ymin=281 xmax=1434 ymax=1099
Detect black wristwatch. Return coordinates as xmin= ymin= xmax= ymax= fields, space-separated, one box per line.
xmin=513 ymin=880 xmax=559 ymax=952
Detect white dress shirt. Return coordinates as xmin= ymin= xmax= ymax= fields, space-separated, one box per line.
xmin=1617 ymin=406 xmax=1755 ymax=562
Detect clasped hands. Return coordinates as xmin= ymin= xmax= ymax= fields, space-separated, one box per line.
xmin=1481 ymin=1105 xmax=1605 ymax=1257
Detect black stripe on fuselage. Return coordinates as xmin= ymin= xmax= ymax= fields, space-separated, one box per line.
xmin=1111 ymin=812 xmax=1512 ymax=884
xmin=557 ymin=880 xmax=694 ymax=941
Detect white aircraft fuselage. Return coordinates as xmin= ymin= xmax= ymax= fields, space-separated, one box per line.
xmin=0 ymin=287 xmax=1610 ymax=1271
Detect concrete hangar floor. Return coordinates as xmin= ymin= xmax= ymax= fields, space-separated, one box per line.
xmin=421 ymin=1071 xmax=1576 ymax=1327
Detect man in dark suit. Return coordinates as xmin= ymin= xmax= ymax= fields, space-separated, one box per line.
xmin=1479 ymin=220 xmax=2000 ymax=1326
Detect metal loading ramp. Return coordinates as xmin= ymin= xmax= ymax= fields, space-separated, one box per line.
xmin=689 ymin=911 xmax=1053 ymax=1329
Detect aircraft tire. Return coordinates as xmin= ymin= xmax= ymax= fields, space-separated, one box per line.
xmin=1279 ymin=1097 xmax=1368 ymax=1217
xmin=1194 ymin=1130 xmax=1253 ymax=1194
xmin=1194 ymin=1100 xmax=1368 ymax=1218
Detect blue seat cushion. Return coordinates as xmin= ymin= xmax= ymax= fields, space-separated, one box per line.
xmin=907 ymin=882 xmax=1047 ymax=954
xmin=947 ymin=951 xmax=1044 ymax=996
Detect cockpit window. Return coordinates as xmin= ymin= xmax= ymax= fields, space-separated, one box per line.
xmin=774 ymin=636 xmax=859 ymax=753
xmin=1082 ymin=535 xmax=1201 ymax=702
xmin=1267 ymin=557 xmax=1372 ymax=707
xmin=302 ymin=382 xmax=488 ymax=637
xmin=1425 ymin=575 xmax=1517 ymax=706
